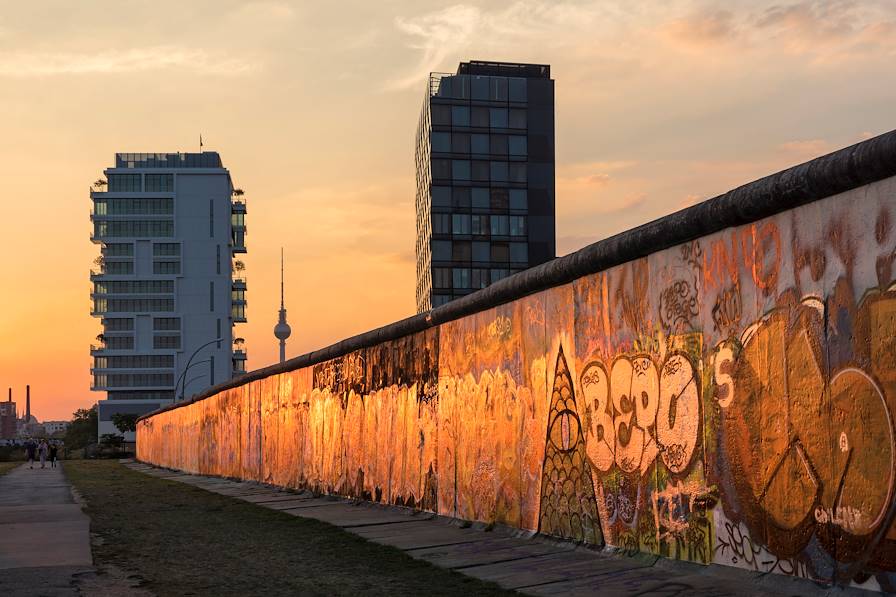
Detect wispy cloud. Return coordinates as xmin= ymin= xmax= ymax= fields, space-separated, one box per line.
xmin=389 ymin=5 xmax=480 ymax=90
xmin=0 ymin=46 xmax=256 ymax=77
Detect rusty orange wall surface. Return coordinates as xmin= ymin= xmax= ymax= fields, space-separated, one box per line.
xmin=138 ymin=176 xmax=896 ymax=591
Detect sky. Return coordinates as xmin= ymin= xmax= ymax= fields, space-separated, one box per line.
xmin=0 ymin=0 xmax=894 ymax=421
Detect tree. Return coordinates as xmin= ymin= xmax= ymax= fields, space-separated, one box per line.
xmin=93 ymin=178 xmax=107 ymax=189
xmin=64 ymin=406 xmax=98 ymax=451
xmin=99 ymin=433 xmax=124 ymax=449
xmin=111 ymin=412 xmax=138 ymax=434
xmin=232 ymin=188 xmax=244 ymax=197
xmin=233 ymin=260 xmax=245 ymax=276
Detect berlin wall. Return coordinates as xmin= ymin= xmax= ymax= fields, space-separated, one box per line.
xmin=138 ymin=129 xmax=896 ymax=590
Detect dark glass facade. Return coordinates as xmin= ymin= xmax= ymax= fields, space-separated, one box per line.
xmin=415 ymin=61 xmax=555 ymax=313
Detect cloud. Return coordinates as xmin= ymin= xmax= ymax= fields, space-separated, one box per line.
xmin=0 ymin=46 xmax=256 ymax=77
xmin=777 ymin=138 xmax=833 ymax=159
xmin=389 ymin=5 xmax=480 ymax=90
xmin=662 ymin=9 xmax=736 ymax=46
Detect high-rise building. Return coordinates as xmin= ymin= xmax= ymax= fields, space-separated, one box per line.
xmin=90 ymin=152 xmax=248 ymax=440
xmin=415 ymin=60 xmax=556 ymax=312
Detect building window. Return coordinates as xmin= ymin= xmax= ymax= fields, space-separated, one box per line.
xmin=490 ymin=162 xmax=508 ymax=183
xmin=432 ymin=131 xmax=451 ymax=152
xmin=471 ymin=76 xmax=489 ymax=100
xmin=451 ymin=106 xmax=470 ymax=127
xmin=471 ymin=161 xmax=489 ymax=182
xmin=433 ymin=268 xmax=452 ymax=289
xmin=432 ymin=294 xmax=452 ymax=307
xmin=210 ymin=281 xmax=215 ymax=311
xmin=452 ymin=214 xmax=471 ymax=235
xmin=509 ymin=136 xmax=527 ymax=156
xmin=472 ymin=268 xmax=489 ymax=289
xmin=510 ymin=242 xmax=529 ymax=263
xmin=103 ymin=261 xmax=134 ymax=275
xmin=509 ymin=109 xmax=527 ymax=129
xmin=209 ymin=199 xmax=214 ymax=238
xmin=153 ymin=261 xmax=180 ymax=275
xmin=94 ymin=198 xmax=173 ymax=215
xmin=491 ymin=242 xmax=510 ymax=262
xmin=103 ymin=336 xmax=134 ymax=350
xmin=153 ymin=243 xmax=180 ymax=256
xmin=490 ymin=77 xmax=508 ymax=101
xmin=452 ymin=160 xmax=471 ymax=181
xmin=104 ymin=298 xmax=174 ymax=312
xmin=452 ymin=241 xmax=471 ymax=261
xmin=472 ymin=241 xmax=489 ymax=262
xmin=216 ymin=245 xmax=221 ymax=274
xmin=431 ymin=186 xmax=451 ymax=207
xmin=489 ymin=108 xmax=508 ymax=128
xmin=102 ymin=243 xmax=133 ymax=257
xmin=103 ymin=318 xmax=133 ymax=331
xmin=510 ymin=215 xmax=527 ymax=236
xmin=509 ymin=78 xmax=527 ymax=102
xmin=153 ymin=335 xmax=181 ymax=349
xmin=471 ymin=214 xmax=489 ymax=235
xmin=431 ymin=105 xmax=451 ymax=126
xmin=451 ymin=187 xmax=471 ymax=208
xmin=94 ymin=220 xmax=174 ymax=238
xmin=470 ymin=188 xmax=489 ymax=209
xmin=509 ymin=163 xmax=527 ymax=183
xmin=153 ymin=317 xmax=180 ymax=331
xmin=432 ymin=213 xmax=451 ymax=235
xmin=95 ymin=354 xmax=174 ymax=369
xmin=452 ymin=268 xmax=470 ymax=289
xmin=144 ymin=174 xmax=174 ymax=192
xmin=451 ymin=133 xmax=470 ymax=153
xmin=490 ymin=215 xmax=509 ymax=236
xmin=431 ymin=159 xmax=451 ymax=180
xmin=491 ymin=268 xmax=510 ymax=282
xmin=490 ymin=189 xmax=509 ymax=210
xmin=94 ymin=280 xmax=174 ymax=294
xmin=432 ymin=240 xmax=452 ymax=261
xmin=471 ymin=106 xmax=489 ymax=128
xmin=108 ymin=174 xmax=141 ymax=192
xmin=509 ymin=189 xmax=528 ymax=210
xmin=471 ymin=133 xmax=489 ymax=154
xmin=491 ymin=134 xmax=508 ymax=156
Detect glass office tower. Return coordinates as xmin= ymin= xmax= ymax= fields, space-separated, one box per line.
xmin=415 ymin=60 xmax=556 ymax=313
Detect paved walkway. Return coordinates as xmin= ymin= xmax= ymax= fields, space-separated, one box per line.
xmin=125 ymin=460 xmax=872 ymax=596
xmin=0 ymin=462 xmax=93 ymax=596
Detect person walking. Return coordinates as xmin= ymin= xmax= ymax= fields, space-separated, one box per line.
xmin=49 ymin=442 xmax=59 ymax=468
xmin=38 ymin=439 xmax=49 ymax=469
xmin=25 ymin=439 xmax=37 ymax=469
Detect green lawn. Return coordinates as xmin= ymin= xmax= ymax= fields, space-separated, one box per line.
xmin=0 ymin=462 xmax=20 ymax=476
xmin=65 ymin=461 xmax=515 ymax=597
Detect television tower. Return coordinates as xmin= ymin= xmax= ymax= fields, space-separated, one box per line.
xmin=273 ymin=248 xmax=292 ymax=363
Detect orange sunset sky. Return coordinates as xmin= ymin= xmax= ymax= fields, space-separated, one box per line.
xmin=1 ymin=1 xmax=894 ymax=421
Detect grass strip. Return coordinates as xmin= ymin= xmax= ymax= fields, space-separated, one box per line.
xmin=0 ymin=462 xmax=20 ymax=476
xmin=65 ymin=461 xmax=515 ymax=597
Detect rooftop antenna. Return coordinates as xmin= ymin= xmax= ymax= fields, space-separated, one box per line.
xmin=273 ymin=247 xmax=292 ymax=363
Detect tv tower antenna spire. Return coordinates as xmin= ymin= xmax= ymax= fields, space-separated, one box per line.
xmin=273 ymin=248 xmax=292 ymax=363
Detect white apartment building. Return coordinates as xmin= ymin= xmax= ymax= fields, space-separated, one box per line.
xmin=90 ymin=152 xmax=247 ymax=440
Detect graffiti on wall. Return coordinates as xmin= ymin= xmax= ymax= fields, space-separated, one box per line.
xmin=138 ymin=179 xmax=896 ymax=591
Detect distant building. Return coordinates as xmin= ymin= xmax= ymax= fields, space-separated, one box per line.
xmin=415 ymin=60 xmax=556 ymax=312
xmin=43 ymin=421 xmax=70 ymax=436
xmin=90 ymin=152 xmax=248 ymax=440
xmin=0 ymin=400 xmax=15 ymax=439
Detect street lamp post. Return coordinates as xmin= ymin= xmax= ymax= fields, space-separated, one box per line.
xmin=174 ymin=338 xmax=221 ymax=402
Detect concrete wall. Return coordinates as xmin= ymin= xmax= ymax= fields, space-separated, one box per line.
xmin=138 ymin=131 xmax=896 ymax=590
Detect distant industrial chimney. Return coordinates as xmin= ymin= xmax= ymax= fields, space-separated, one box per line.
xmin=7 ymin=387 xmax=10 ymax=402
xmin=26 ymin=385 xmax=30 ymax=422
